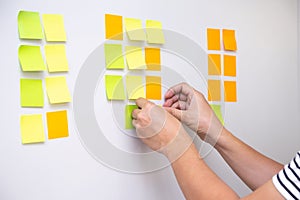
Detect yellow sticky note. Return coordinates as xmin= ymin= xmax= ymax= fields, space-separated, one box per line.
xmin=208 ymin=79 xmax=221 ymax=101
xmin=223 ymin=29 xmax=237 ymax=51
xmin=208 ymin=54 xmax=221 ymax=75
xmin=146 ymin=76 xmax=161 ymax=100
xmin=20 ymin=79 xmax=44 ymax=107
xmin=124 ymin=18 xmax=146 ymax=41
xmin=20 ymin=114 xmax=45 ymax=144
xmin=18 ymin=45 xmax=46 ymax=71
xmin=125 ymin=105 xmax=138 ymax=129
xmin=105 ymin=14 xmax=123 ymax=40
xmin=42 ymin=14 xmax=67 ymax=42
xmin=146 ymin=20 xmax=165 ymax=44
xmin=145 ymin=47 xmax=161 ymax=71
xmin=105 ymin=75 xmax=126 ymax=100
xmin=207 ymin=28 xmax=221 ymax=50
xmin=210 ymin=104 xmax=224 ymax=125
xmin=18 ymin=10 xmax=43 ymax=39
xmin=224 ymin=81 xmax=237 ymax=102
xmin=126 ymin=76 xmax=145 ymax=100
xmin=45 ymin=76 xmax=71 ymax=104
xmin=104 ymin=44 xmax=125 ymax=69
xmin=224 ymin=55 xmax=236 ymax=77
xmin=125 ymin=46 xmax=146 ymax=70
xmin=46 ymin=110 xmax=69 ymax=139
xmin=45 ymin=44 xmax=69 ymax=72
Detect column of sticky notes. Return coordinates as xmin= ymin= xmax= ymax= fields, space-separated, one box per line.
xmin=104 ymin=14 xmax=164 ymax=130
xmin=207 ymin=28 xmax=238 ymax=124
xmin=18 ymin=10 xmax=71 ymax=144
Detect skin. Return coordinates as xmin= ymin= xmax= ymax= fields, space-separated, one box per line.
xmin=132 ymin=83 xmax=285 ymax=200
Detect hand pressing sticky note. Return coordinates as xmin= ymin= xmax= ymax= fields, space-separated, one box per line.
xmin=45 ymin=76 xmax=71 ymax=104
xmin=42 ymin=14 xmax=67 ymax=42
xmin=46 ymin=110 xmax=69 ymax=139
xmin=18 ymin=45 xmax=46 ymax=71
xmin=125 ymin=18 xmax=146 ymax=41
xmin=104 ymin=44 xmax=125 ymax=69
xmin=208 ymin=54 xmax=221 ymax=75
xmin=105 ymin=75 xmax=125 ymax=100
xmin=145 ymin=47 xmax=161 ymax=71
xmin=45 ymin=44 xmax=69 ymax=72
xmin=20 ymin=79 xmax=44 ymax=107
xmin=208 ymin=79 xmax=221 ymax=101
xmin=210 ymin=104 xmax=224 ymax=125
xmin=105 ymin=14 xmax=123 ymax=40
xmin=126 ymin=76 xmax=145 ymax=100
xmin=18 ymin=10 xmax=43 ymax=39
xmin=224 ymin=55 xmax=236 ymax=77
xmin=224 ymin=81 xmax=237 ymax=102
xmin=146 ymin=20 xmax=165 ymax=44
xmin=125 ymin=46 xmax=146 ymax=70
xmin=207 ymin=28 xmax=221 ymax=50
xmin=223 ymin=29 xmax=237 ymax=51
xmin=125 ymin=105 xmax=138 ymax=129
xmin=20 ymin=114 xmax=45 ymax=144
xmin=146 ymin=76 xmax=161 ymax=100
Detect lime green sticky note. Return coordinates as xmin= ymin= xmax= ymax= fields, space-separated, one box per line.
xmin=125 ymin=46 xmax=146 ymax=70
xmin=146 ymin=20 xmax=165 ymax=44
xmin=18 ymin=10 xmax=43 ymax=39
xmin=125 ymin=105 xmax=138 ymax=129
xmin=104 ymin=44 xmax=125 ymax=69
xmin=45 ymin=76 xmax=71 ymax=104
xmin=18 ymin=45 xmax=46 ymax=71
xmin=20 ymin=79 xmax=44 ymax=107
xmin=210 ymin=104 xmax=224 ymax=125
xmin=45 ymin=44 xmax=69 ymax=72
xmin=20 ymin=114 xmax=45 ymax=144
xmin=124 ymin=18 xmax=146 ymax=41
xmin=105 ymin=75 xmax=126 ymax=100
xmin=42 ymin=14 xmax=67 ymax=41
xmin=126 ymin=76 xmax=145 ymax=100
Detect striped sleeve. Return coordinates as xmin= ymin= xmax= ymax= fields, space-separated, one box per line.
xmin=272 ymin=151 xmax=300 ymax=200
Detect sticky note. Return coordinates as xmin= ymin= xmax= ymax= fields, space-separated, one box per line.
xmin=104 ymin=44 xmax=125 ymax=69
xmin=208 ymin=54 xmax=221 ymax=75
xmin=146 ymin=20 xmax=165 ymax=44
xmin=18 ymin=45 xmax=46 ymax=71
xmin=125 ymin=105 xmax=138 ymax=129
xmin=224 ymin=81 xmax=237 ymax=102
xmin=145 ymin=47 xmax=161 ymax=71
xmin=42 ymin=14 xmax=67 ymax=41
xmin=45 ymin=76 xmax=71 ymax=104
xmin=46 ymin=110 xmax=69 ymax=139
xmin=105 ymin=75 xmax=126 ymax=100
xmin=146 ymin=76 xmax=161 ymax=100
xmin=125 ymin=46 xmax=146 ymax=70
xmin=207 ymin=28 xmax=221 ymax=50
xmin=208 ymin=79 xmax=221 ymax=101
xmin=45 ymin=44 xmax=69 ymax=72
xmin=20 ymin=114 xmax=45 ymax=144
xmin=124 ymin=18 xmax=146 ymax=41
xmin=105 ymin=14 xmax=123 ymax=40
xmin=20 ymin=79 xmax=44 ymax=107
xmin=223 ymin=29 xmax=237 ymax=51
xmin=18 ymin=10 xmax=43 ymax=39
xmin=126 ymin=76 xmax=145 ymax=100
xmin=210 ymin=104 xmax=224 ymax=125
xmin=224 ymin=55 xmax=236 ymax=77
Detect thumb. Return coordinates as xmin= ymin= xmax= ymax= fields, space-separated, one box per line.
xmin=164 ymin=107 xmax=183 ymax=122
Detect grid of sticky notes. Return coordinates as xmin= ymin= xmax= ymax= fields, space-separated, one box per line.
xmin=104 ymin=14 xmax=164 ymax=129
xmin=18 ymin=10 xmax=70 ymax=144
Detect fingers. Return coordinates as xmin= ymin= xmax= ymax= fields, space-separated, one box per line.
xmin=164 ymin=82 xmax=192 ymax=100
xmin=164 ymin=107 xmax=182 ymax=121
xmin=135 ymin=97 xmax=151 ymax=108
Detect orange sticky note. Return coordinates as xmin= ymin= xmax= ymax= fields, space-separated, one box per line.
xmin=208 ymin=54 xmax=221 ymax=75
xmin=224 ymin=55 xmax=236 ymax=77
xmin=208 ymin=79 xmax=221 ymax=101
xmin=46 ymin=110 xmax=69 ymax=139
xmin=207 ymin=28 xmax=220 ymax=50
xmin=224 ymin=81 xmax=237 ymax=102
xmin=145 ymin=47 xmax=161 ymax=71
xmin=146 ymin=76 xmax=161 ymax=100
xmin=223 ymin=29 xmax=237 ymax=51
xmin=105 ymin=14 xmax=123 ymax=40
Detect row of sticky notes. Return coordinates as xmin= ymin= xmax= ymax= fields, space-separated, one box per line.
xmin=207 ymin=28 xmax=237 ymax=51
xmin=105 ymin=14 xmax=165 ymax=44
xmin=18 ymin=10 xmax=67 ymax=41
xmin=208 ymin=80 xmax=237 ymax=102
xmin=208 ymin=54 xmax=236 ymax=76
xmin=105 ymin=75 xmax=161 ymax=100
xmin=20 ymin=110 xmax=69 ymax=144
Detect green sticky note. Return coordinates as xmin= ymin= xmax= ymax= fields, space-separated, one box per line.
xmin=125 ymin=105 xmax=138 ymax=129
xmin=45 ymin=76 xmax=71 ymax=104
xmin=18 ymin=45 xmax=46 ymax=71
xmin=105 ymin=75 xmax=126 ymax=100
xmin=104 ymin=44 xmax=125 ymax=69
xmin=210 ymin=104 xmax=224 ymax=125
xmin=20 ymin=79 xmax=44 ymax=107
xmin=125 ymin=46 xmax=146 ymax=70
xmin=20 ymin=114 xmax=45 ymax=144
xmin=126 ymin=75 xmax=145 ymax=100
xmin=18 ymin=10 xmax=43 ymax=39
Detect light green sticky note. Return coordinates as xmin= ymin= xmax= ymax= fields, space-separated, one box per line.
xmin=45 ymin=76 xmax=71 ymax=104
xmin=42 ymin=14 xmax=67 ymax=42
xmin=45 ymin=44 xmax=69 ymax=72
xmin=20 ymin=114 xmax=45 ymax=144
xmin=210 ymin=104 xmax=224 ymax=125
xmin=18 ymin=45 xmax=46 ymax=71
xmin=125 ymin=46 xmax=146 ymax=70
xmin=124 ymin=18 xmax=146 ymax=41
xmin=146 ymin=20 xmax=165 ymax=44
xmin=125 ymin=105 xmax=138 ymax=129
xmin=126 ymin=75 xmax=145 ymax=100
xmin=104 ymin=44 xmax=125 ymax=69
xmin=105 ymin=75 xmax=126 ymax=100
xmin=18 ymin=10 xmax=43 ymax=39
xmin=20 ymin=79 xmax=44 ymax=107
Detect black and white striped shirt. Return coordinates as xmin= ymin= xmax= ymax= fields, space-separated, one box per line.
xmin=273 ymin=151 xmax=300 ymax=200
